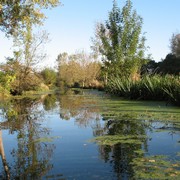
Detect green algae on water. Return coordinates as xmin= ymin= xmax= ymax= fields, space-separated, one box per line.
xmin=131 ymin=155 xmax=180 ymax=180
xmin=91 ymin=135 xmax=147 ymax=146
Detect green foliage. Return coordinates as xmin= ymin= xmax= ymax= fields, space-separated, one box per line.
xmin=106 ymin=75 xmax=180 ymax=105
xmin=0 ymin=0 xmax=60 ymax=95
xmin=43 ymin=94 xmax=57 ymax=111
xmin=92 ymin=0 xmax=147 ymax=79
xmin=163 ymin=77 xmax=180 ymax=106
xmin=158 ymin=54 xmax=180 ymax=75
xmin=106 ymin=77 xmax=133 ymax=97
xmin=0 ymin=59 xmax=43 ymax=95
xmin=41 ymin=68 xmax=57 ymax=87
xmin=0 ymin=0 xmax=60 ymax=36
xmin=0 ymin=27 xmax=51 ymax=95
xmin=143 ymin=55 xmax=180 ymax=75
xmin=0 ymin=71 xmax=16 ymax=91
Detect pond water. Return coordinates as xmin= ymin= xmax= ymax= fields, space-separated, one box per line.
xmin=0 ymin=89 xmax=180 ymax=179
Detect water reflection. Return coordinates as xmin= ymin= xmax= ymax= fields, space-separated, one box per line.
xmin=57 ymin=90 xmax=103 ymax=130
xmin=94 ymin=110 xmax=180 ymax=179
xmin=0 ymin=97 xmax=55 ymax=179
xmin=95 ymin=114 xmax=149 ymax=179
xmin=57 ymin=90 xmax=180 ymax=179
xmin=0 ymin=130 xmax=10 ymax=179
xmin=0 ymin=90 xmax=179 ymax=179
xmin=43 ymin=94 xmax=57 ymax=111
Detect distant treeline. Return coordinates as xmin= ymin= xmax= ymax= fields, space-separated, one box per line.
xmin=142 ymin=54 xmax=180 ymax=75
xmin=0 ymin=0 xmax=179 ymax=106
xmin=56 ymin=51 xmax=102 ymax=89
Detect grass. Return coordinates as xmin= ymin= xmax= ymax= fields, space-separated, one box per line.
xmin=106 ymin=75 xmax=180 ymax=106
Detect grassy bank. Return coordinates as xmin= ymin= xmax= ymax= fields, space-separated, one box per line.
xmin=0 ymin=84 xmax=54 ymax=100
xmin=106 ymin=75 xmax=180 ymax=106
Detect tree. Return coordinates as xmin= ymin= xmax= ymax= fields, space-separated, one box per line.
xmin=0 ymin=57 xmax=42 ymax=95
xmin=56 ymin=52 xmax=68 ymax=86
xmin=158 ymin=54 xmax=180 ymax=75
xmin=92 ymin=0 xmax=147 ymax=81
xmin=0 ymin=0 xmax=60 ymax=36
xmin=140 ymin=59 xmax=160 ymax=75
xmin=13 ymin=29 xmax=49 ymax=82
xmin=75 ymin=51 xmax=101 ymax=88
xmin=0 ymin=98 xmax=55 ymax=179
xmin=56 ymin=51 xmax=101 ymax=88
xmin=0 ymin=30 xmax=49 ymax=95
xmin=170 ymin=33 xmax=180 ymax=57
xmin=41 ymin=68 xmax=57 ymax=87
xmin=0 ymin=0 xmax=60 ymax=95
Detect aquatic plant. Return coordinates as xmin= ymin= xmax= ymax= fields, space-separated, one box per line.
xmin=162 ymin=76 xmax=180 ymax=105
xmin=106 ymin=75 xmax=180 ymax=106
xmin=91 ymin=134 xmax=147 ymax=146
xmin=131 ymin=155 xmax=180 ymax=180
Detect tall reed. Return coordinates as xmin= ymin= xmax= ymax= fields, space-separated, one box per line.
xmin=106 ymin=75 xmax=180 ymax=105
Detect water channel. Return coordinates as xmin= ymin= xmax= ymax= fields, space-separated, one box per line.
xmin=0 ymin=89 xmax=180 ymax=179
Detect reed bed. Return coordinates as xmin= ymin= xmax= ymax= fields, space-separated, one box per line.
xmin=106 ymin=75 xmax=180 ymax=106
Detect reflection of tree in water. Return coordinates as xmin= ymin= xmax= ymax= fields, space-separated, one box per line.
xmin=58 ymin=90 xmax=104 ymax=128
xmin=0 ymin=130 xmax=10 ymax=180
xmin=58 ymin=91 xmax=87 ymax=120
xmin=0 ymin=97 xmax=55 ymax=179
xmin=58 ymin=89 xmax=150 ymax=179
xmin=95 ymin=109 xmax=180 ymax=179
xmin=96 ymin=113 xmax=149 ymax=179
xmin=43 ymin=94 xmax=57 ymax=111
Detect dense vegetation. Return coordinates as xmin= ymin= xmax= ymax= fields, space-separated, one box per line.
xmin=90 ymin=0 xmax=180 ymax=106
xmin=107 ymin=75 xmax=180 ymax=105
xmin=91 ymin=0 xmax=147 ymax=82
xmin=56 ymin=51 xmax=101 ymax=89
xmin=0 ymin=0 xmax=179 ymax=106
xmin=0 ymin=0 xmax=60 ymax=95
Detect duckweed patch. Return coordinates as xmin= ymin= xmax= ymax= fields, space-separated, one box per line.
xmin=131 ymin=155 xmax=180 ymax=180
xmin=91 ymin=135 xmax=147 ymax=146
xmin=101 ymin=111 xmax=180 ymax=122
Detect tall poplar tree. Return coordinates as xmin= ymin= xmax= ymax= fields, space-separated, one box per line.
xmin=92 ymin=0 xmax=147 ymax=80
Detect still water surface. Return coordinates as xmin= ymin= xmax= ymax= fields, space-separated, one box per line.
xmin=0 ymin=89 xmax=180 ymax=179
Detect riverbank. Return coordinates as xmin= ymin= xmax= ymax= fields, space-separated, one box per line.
xmin=1 ymin=74 xmax=180 ymax=107
xmin=106 ymin=75 xmax=180 ymax=106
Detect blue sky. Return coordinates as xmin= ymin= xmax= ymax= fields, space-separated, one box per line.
xmin=0 ymin=0 xmax=180 ymax=67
